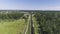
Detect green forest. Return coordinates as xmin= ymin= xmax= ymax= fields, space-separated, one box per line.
xmin=34 ymin=11 xmax=60 ymax=34
xmin=0 ymin=10 xmax=60 ymax=34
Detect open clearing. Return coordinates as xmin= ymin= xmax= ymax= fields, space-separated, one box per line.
xmin=0 ymin=19 xmax=26 ymax=34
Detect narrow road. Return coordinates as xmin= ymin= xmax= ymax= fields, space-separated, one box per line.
xmin=24 ymin=13 xmax=35 ymax=34
xmin=24 ymin=14 xmax=31 ymax=34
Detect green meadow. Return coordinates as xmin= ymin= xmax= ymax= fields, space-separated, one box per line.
xmin=0 ymin=19 xmax=26 ymax=34
xmin=0 ymin=11 xmax=28 ymax=34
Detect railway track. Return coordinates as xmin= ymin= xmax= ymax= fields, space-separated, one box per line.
xmin=24 ymin=12 xmax=35 ymax=34
xmin=30 ymin=13 xmax=35 ymax=34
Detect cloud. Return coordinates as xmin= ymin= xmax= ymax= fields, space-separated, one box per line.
xmin=38 ymin=6 xmax=60 ymax=10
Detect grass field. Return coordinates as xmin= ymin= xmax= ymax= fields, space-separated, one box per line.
xmin=0 ymin=19 xmax=26 ymax=34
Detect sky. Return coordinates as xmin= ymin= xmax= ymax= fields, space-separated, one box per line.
xmin=0 ymin=0 xmax=60 ymax=10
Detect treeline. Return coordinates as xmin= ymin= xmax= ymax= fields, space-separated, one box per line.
xmin=34 ymin=12 xmax=60 ymax=34
xmin=0 ymin=12 xmax=24 ymax=19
